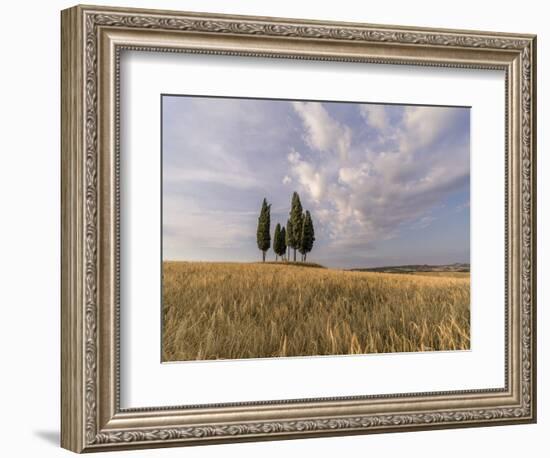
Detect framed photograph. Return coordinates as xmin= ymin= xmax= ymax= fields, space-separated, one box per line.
xmin=61 ymin=4 xmax=537 ymax=453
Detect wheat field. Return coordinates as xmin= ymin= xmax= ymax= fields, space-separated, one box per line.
xmin=162 ymin=261 xmax=470 ymax=361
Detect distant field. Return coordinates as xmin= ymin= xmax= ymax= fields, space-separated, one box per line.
xmin=162 ymin=262 xmax=470 ymax=361
xmin=409 ymin=272 xmax=470 ymax=279
xmin=351 ymin=263 xmax=470 ymax=274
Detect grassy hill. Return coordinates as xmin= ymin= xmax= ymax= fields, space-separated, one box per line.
xmin=260 ymin=261 xmax=326 ymax=269
xmin=162 ymin=261 xmax=470 ymax=362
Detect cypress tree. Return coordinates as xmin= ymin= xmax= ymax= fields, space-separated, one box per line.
xmin=300 ymin=210 xmax=315 ymax=262
xmin=273 ymin=223 xmax=282 ymax=261
xmin=256 ymin=198 xmax=271 ymax=262
xmin=280 ymin=227 xmax=287 ymax=261
xmin=285 ymin=219 xmax=293 ymax=261
xmin=309 ymin=212 xmax=315 ymax=258
xmin=298 ymin=212 xmax=306 ymax=262
xmin=289 ymin=192 xmax=304 ymax=262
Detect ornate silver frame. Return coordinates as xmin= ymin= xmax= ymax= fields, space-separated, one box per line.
xmin=61 ymin=4 xmax=537 ymax=453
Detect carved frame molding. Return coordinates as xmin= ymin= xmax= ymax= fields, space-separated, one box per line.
xmin=61 ymin=5 xmax=536 ymax=453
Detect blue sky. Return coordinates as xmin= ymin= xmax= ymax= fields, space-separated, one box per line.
xmin=162 ymin=95 xmax=470 ymax=268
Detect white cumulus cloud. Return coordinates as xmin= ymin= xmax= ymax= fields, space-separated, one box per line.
xmin=287 ymin=150 xmax=326 ymax=202
xmin=292 ymin=101 xmax=352 ymax=160
xmin=359 ymin=104 xmax=390 ymax=131
xmin=288 ymin=103 xmax=470 ymax=250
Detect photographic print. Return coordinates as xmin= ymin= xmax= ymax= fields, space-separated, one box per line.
xmin=161 ymin=95 xmax=471 ymax=362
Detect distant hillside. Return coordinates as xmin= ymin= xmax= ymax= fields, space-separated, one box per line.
xmin=350 ymin=263 xmax=470 ymax=274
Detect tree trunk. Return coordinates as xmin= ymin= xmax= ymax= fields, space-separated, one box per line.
xmin=275 ymin=254 xmax=278 ymax=262
xmin=293 ymin=248 xmax=296 ymax=262
xmin=304 ymin=253 xmax=307 ymax=262
xmin=262 ymin=251 xmax=266 ymax=262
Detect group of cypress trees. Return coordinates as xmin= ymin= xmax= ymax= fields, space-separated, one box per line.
xmin=256 ymin=192 xmax=315 ymax=263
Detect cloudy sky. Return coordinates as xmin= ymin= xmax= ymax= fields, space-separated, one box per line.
xmin=162 ymin=95 xmax=470 ymax=268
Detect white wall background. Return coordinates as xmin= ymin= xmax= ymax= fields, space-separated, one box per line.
xmin=0 ymin=0 xmax=546 ymax=456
